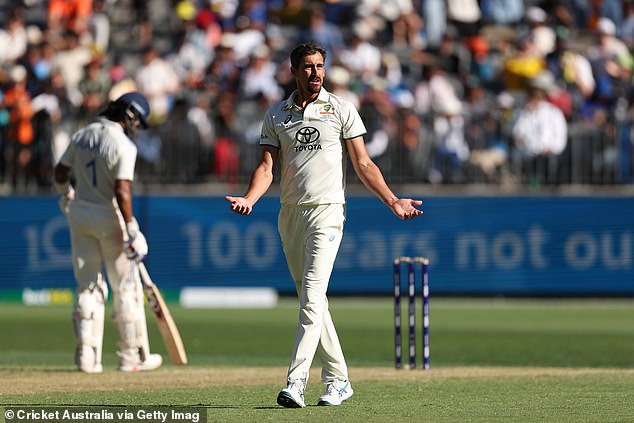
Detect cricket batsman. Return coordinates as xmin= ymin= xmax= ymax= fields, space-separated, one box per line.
xmin=54 ymin=92 xmax=162 ymax=373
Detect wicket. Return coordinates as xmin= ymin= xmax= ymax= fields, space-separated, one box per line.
xmin=393 ymin=256 xmax=430 ymax=370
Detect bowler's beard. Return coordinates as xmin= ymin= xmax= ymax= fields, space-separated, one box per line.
xmin=308 ymin=77 xmax=322 ymax=94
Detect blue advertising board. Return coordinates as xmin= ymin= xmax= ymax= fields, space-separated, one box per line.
xmin=0 ymin=195 xmax=632 ymax=296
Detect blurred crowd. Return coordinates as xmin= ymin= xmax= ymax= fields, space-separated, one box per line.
xmin=1 ymin=0 xmax=634 ymax=194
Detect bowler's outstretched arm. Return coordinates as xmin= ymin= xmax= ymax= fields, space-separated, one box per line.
xmin=226 ymin=146 xmax=278 ymax=215
xmin=346 ymin=136 xmax=423 ymax=220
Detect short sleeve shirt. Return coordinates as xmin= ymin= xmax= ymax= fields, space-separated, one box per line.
xmin=260 ymin=88 xmax=366 ymax=206
xmin=59 ymin=118 xmax=137 ymax=206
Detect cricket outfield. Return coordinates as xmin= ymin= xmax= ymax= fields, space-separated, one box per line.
xmin=1 ymin=297 xmax=633 ymax=422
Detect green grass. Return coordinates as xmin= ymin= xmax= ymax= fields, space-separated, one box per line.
xmin=1 ymin=297 xmax=634 ymax=422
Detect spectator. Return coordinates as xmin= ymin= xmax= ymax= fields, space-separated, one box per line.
xmin=107 ymin=56 xmax=138 ymax=101
xmin=467 ymin=35 xmax=497 ymax=89
xmin=223 ymin=15 xmax=267 ymax=66
xmin=159 ymin=97 xmax=202 ymax=183
xmin=430 ymin=96 xmax=469 ymax=183
xmin=77 ymin=56 xmax=110 ymax=125
xmin=502 ymin=33 xmax=545 ymax=91
xmin=22 ymin=41 xmax=51 ymax=97
xmin=209 ymin=0 xmax=240 ymax=29
xmin=414 ymin=63 xmax=461 ymax=117
xmin=231 ymin=0 xmax=268 ymax=32
xmin=50 ymin=30 xmax=93 ymax=107
xmin=175 ymin=7 xmax=221 ymax=76
xmin=131 ymin=0 xmax=153 ymax=49
xmin=2 ymin=65 xmax=35 ymax=192
xmin=30 ymin=78 xmax=62 ymax=190
xmin=546 ymin=29 xmax=595 ymax=115
xmin=297 ymin=3 xmax=345 ymax=66
xmin=240 ymin=44 xmax=283 ymax=102
xmin=358 ymin=77 xmax=394 ymax=170
xmin=88 ymin=0 xmax=110 ymax=54
xmin=234 ymin=91 xmax=270 ymax=177
xmin=421 ymin=0 xmax=446 ymax=48
xmin=525 ymin=6 xmax=556 ymax=57
xmin=393 ymin=89 xmax=429 ymax=182
xmin=468 ymin=91 xmax=516 ymax=183
xmin=187 ymin=93 xmax=215 ymax=159
xmin=327 ymin=65 xmax=360 ymax=108
xmin=600 ymin=0 xmax=623 ymax=28
xmin=428 ymin=26 xmax=472 ymax=80
xmin=340 ymin=21 xmax=382 ymax=83
xmin=481 ymin=0 xmax=524 ymax=25
xmin=539 ymin=0 xmax=580 ymax=29
xmin=0 ymin=9 xmax=28 ymax=65
xmin=359 ymin=0 xmax=424 ymax=48
xmin=386 ymin=0 xmax=424 ymax=49
xmin=135 ymin=46 xmax=181 ymax=125
xmin=446 ymin=0 xmax=481 ymax=38
xmin=621 ymin=3 xmax=634 ymax=49
xmin=512 ymin=71 xmax=568 ymax=185
xmin=205 ymin=34 xmax=242 ymax=96
xmin=268 ymin=0 xmax=311 ymax=27
xmin=212 ymin=92 xmax=240 ymax=183
xmin=167 ymin=29 xmax=210 ymax=84
xmin=47 ymin=0 xmax=93 ymax=40
xmin=585 ymin=17 xmax=633 ymax=121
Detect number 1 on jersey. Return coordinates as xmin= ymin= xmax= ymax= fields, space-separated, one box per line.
xmin=86 ymin=159 xmax=97 ymax=186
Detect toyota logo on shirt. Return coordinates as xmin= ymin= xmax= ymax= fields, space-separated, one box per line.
xmin=295 ymin=126 xmax=320 ymax=144
xmin=294 ymin=126 xmax=322 ymax=152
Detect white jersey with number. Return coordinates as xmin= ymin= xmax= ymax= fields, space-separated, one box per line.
xmin=59 ymin=118 xmax=137 ymax=207
xmin=260 ymin=88 xmax=367 ymax=206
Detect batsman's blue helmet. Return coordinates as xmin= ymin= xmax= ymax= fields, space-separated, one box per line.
xmin=114 ymin=91 xmax=150 ymax=128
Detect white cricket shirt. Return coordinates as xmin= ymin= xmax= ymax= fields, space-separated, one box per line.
xmin=260 ymin=88 xmax=367 ymax=206
xmin=59 ymin=118 xmax=137 ymax=206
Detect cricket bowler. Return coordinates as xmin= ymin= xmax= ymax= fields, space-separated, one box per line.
xmin=226 ymin=41 xmax=423 ymax=407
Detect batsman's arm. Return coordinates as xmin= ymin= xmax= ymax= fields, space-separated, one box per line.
xmin=115 ymin=179 xmax=134 ymax=224
xmin=53 ymin=162 xmax=71 ymax=193
xmin=225 ymin=145 xmax=278 ymax=215
xmin=347 ymin=136 xmax=423 ymax=220
xmin=54 ymin=163 xmax=75 ymax=215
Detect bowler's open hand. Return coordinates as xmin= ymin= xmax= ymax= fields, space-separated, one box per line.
xmin=390 ymin=199 xmax=423 ymax=220
xmin=225 ymin=195 xmax=253 ymax=215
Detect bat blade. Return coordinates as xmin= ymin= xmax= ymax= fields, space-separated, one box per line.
xmin=138 ymin=262 xmax=188 ymax=365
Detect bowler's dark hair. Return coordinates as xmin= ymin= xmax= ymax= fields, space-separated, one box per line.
xmin=290 ymin=41 xmax=327 ymax=69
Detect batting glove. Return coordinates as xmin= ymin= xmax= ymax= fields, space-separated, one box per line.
xmin=123 ymin=217 xmax=148 ymax=262
xmin=58 ymin=186 xmax=75 ymax=216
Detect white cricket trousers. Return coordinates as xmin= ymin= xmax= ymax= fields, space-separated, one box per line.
xmin=278 ymin=203 xmax=349 ymax=383
xmin=67 ymin=201 xmax=129 ymax=303
xmin=67 ymin=201 xmax=150 ymax=358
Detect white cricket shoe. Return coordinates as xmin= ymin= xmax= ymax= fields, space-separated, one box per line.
xmin=317 ymin=379 xmax=353 ymax=406
xmin=79 ymin=363 xmax=103 ymax=374
xmin=76 ymin=345 xmax=103 ymax=374
xmin=118 ymin=350 xmax=163 ymax=372
xmin=276 ymin=379 xmax=306 ymax=408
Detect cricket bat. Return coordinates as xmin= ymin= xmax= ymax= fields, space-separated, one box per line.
xmin=138 ymin=262 xmax=188 ymax=365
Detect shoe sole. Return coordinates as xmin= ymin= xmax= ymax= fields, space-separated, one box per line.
xmin=277 ymin=392 xmax=304 ymax=408
xmin=119 ymin=364 xmax=162 ymax=372
xmin=317 ymin=400 xmax=336 ymax=406
xmin=317 ymin=392 xmax=353 ymax=406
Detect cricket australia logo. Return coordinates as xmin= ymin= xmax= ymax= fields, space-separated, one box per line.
xmin=295 ymin=126 xmax=322 ymax=152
